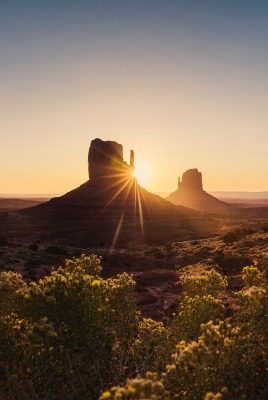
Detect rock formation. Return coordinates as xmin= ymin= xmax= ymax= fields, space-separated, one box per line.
xmin=167 ymin=168 xmax=231 ymax=212
xmin=24 ymin=139 xmax=203 ymax=247
xmin=88 ymin=138 xmax=133 ymax=179
xmin=178 ymin=169 xmax=203 ymax=190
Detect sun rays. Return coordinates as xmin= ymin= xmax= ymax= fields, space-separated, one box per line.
xmin=86 ymin=144 xmax=152 ymax=251
xmin=91 ymin=164 xmax=146 ymax=251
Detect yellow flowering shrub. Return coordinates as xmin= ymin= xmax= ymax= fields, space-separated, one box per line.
xmin=0 ymin=271 xmax=25 ymax=315
xmin=180 ymin=269 xmax=227 ymax=298
xmin=100 ymin=372 xmax=170 ymax=400
xmin=173 ymin=295 xmax=224 ymax=341
xmin=0 ymin=255 xmax=140 ymax=399
xmin=0 ymin=255 xmax=268 ymax=400
xmin=130 ymin=318 xmax=168 ymax=375
xmin=241 ymin=266 xmax=266 ymax=288
xmin=167 ymin=321 xmax=246 ymax=399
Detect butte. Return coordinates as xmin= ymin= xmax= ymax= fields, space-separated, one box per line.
xmin=166 ymin=168 xmax=231 ymax=212
xmin=21 ymin=140 xmax=216 ymax=247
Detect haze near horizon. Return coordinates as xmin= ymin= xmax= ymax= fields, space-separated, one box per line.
xmin=1 ymin=0 xmax=268 ymax=194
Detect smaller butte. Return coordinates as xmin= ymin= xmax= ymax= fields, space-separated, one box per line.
xmin=166 ymin=168 xmax=231 ymax=212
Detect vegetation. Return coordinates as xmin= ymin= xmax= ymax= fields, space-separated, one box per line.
xmin=213 ymin=250 xmax=254 ymax=275
xmin=0 ymin=254 xmax=267 ymax=400
xmin=222 ymin=228 xmax=253 ymax=244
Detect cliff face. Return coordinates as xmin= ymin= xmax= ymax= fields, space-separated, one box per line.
xmin=88 ymin=138 xmax=129 ymax=179
xmin=168 ymin=168 xmax=231 ymax=212
xmin=178 ymin=169 xmax=203 ymax=190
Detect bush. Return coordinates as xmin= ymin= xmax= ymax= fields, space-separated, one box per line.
xmin=1 ymin=255 xmax=268 ymax=400
xmin=100 ymin=372 xmax=170 ymax=400
xmin=173 ymin=295 xmax=224 ymax=341
xmin=130 ymin=319 xmax=168 ymax=375
xmin=168 ymin=321 xmax=246 ymax=399
xmin=0 ymin=255 xmax=140 ymax=399
xmin=0 ymin=272 xmax=25 ymax=316
xmin=222 ymin=228 xmax=253 ymax=244
xmin=180 ymin=269 xmax=227 ymax=298
xmin=258 ymin=253 xmax=268 ymax=281
xmin=213 ymin=250 xmax=253 ymax=275
xmin=241 ymin=266 xmax=266 ymax=288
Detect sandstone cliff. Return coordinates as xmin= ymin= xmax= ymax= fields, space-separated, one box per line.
xmin=88 ymin=138 xmax=131 ymax=179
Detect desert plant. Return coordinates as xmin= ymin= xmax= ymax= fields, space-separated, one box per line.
xmin=100 ymin=372 xmax=170 ymax=400
xmin=172 ymin=295 xmax=224 ymax=341
xmin=241 ymin=266 xmax=266 ymax=288
xmin=222 ymin=228 xmax=253 ymax=244
xmin=0 ymin=255 xmax=140 ymax=399
xmin=180 ymin=269 xmax=227 ymax=298
xmin=130 ymin=318 xmax=168 ymax=375
xmin=0 ymin=272 xmax=25 ymax=316
xmin=1 ymin=255 xmax=268 ymax=400
xmin=213 ymin=251 xmax=253 ymax=275
xmin=168 ymin=321 xmax=251 ymax=399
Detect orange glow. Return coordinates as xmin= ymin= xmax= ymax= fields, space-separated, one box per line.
xmin=133 ymin=160 xmax=153 ymax=188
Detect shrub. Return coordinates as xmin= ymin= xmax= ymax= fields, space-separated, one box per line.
xmin=235 ymin=268 xmax=267 ymax=335
xmin=0 ymin=255 xmax=140 ymax=399
xmin=1 ymin=254 xmax=268 ymax=400
xmin=168 ymin=321 xmax=245 ymax=399
xmin=258 ymin=253 xmax=268 ymax=281
xmin=241 ymin=266 xmax=266 ymax=288
xmin=130 ymin=318 xmax=168 ymax=375
xmin=222 ymin=228 xmax=253 ymax=244
xmin=100 ymin=372 xmax=170 ymax=400
xmin=213 ymin=251 xmax=253 ymax=275
xmin=0 ymin=272 xmax=25 ymax=316
xmin=173 ymin=295 xmax=224 ymax=341
xmin=180 ymin=269 xmax=227 ymax=298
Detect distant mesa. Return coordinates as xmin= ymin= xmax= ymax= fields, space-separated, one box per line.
xmin=178 ymin=168 xmax=203 ymax=191
xmin=166 ymin=168 xmax=231 ymax=211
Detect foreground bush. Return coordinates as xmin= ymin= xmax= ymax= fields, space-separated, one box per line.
xmin=180 ymin=269 xmax=227 ymax=298
xmin=0 ymin=255 xmax=267 ymax=399
xmin=0 ymin=255 xmax=141 ymax=399
xmin=173 ymin=295 xmax=224 ymax=341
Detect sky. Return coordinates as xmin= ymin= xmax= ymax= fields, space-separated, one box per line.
xmin=1 ymin=0 xmax=268 ymax=194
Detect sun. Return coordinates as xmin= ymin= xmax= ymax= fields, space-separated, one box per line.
xmin=132 ymin=160 xmax=152 ymax=187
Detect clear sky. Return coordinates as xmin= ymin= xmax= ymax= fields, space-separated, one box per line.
xmin=1 ymin=0 xmax=268 ymax=194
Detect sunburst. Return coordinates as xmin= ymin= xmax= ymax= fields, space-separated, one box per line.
xmin=132 ymin=160 xmax=152 ymax=188
xmin=90 ymin=151 xmax=150 ymax=250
